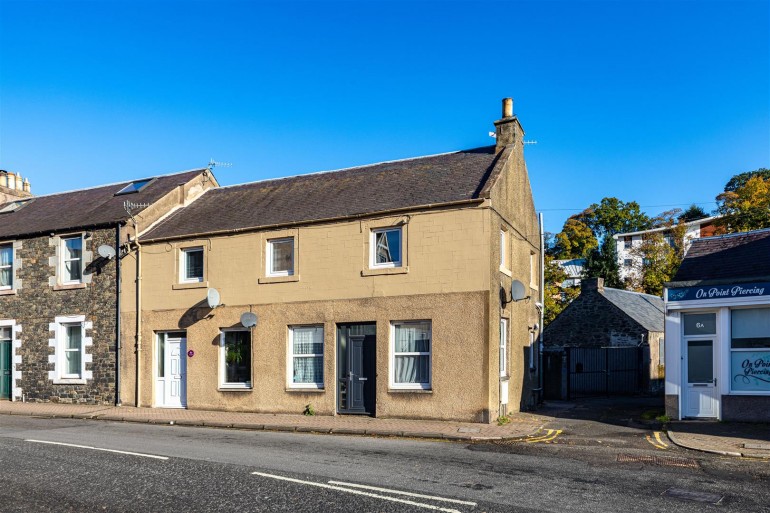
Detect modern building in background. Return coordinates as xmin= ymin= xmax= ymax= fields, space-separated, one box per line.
xmin=121 ymin=99 xmax=543 ymax=423
xmin=614 ymin=216 xmax=720 ymax=281
xmin=665 ymin=228 xmax=770 ymax=421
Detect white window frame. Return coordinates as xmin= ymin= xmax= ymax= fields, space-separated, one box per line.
xmin=267 ymin=237 xmax=295 ymax=277
xmin=0 ymin=242 xmax=13 ymax=290
xmin=390 ymin=320 xmax=432 ymax=390
xmin=60 ymin=235 xmax=83 ymax=285
xmin=288 ymin=325 xmax=324 ymax=389
xmin=500 ymin=230 xmax=508 ymax=271
xmin=49 ymin=315 xmax=91 ymax=384
xmin=370 ymin=227 xmax=402 ymax=269
xmin=500 ymin=318 xmax=508 ymax=377
xmin=219 ymin=329 xmax=252 ymax=389
xmin=180 ymin=247 xmax=204 ymax=283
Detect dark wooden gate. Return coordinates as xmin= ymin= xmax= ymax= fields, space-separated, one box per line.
xmin=566 ymin=347 xmax=644 ymax=399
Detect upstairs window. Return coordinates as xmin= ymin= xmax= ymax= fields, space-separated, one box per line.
xmin=0 ymin=243 xmax=12 ymax=290
xmin=267 ymin=238 xmax=294 ymax=277
xmin=61 ymin=236 xmax=83 ymax=284
xmin=623 ymin=236 xmax=632 ymax=250
xmin=500 ymin=230 xmax=509 ymax=270
xmin=181 ymin=247 xmax=204 ymax=283
xmin=371 ymin=227 xmax=402 ymax=268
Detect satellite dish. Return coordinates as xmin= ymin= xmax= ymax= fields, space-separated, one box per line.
xmin=511 ymin=280 xmax=528 ymax=301
xmin=240 ymin=312 xmax=258 ymax=328
xmin=97 ymin=245 xmax=116 ymax=260
xmin=206 ymin=288 xmax=221 ymax=309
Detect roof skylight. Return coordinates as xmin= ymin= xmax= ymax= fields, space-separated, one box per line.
xmin=115 ymin=178 xmax=153 ymax=196
xmin=0 ymin=198 xmax=33 ymax=214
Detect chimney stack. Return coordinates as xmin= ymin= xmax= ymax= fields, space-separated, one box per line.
xmin=493 ymin=97 xmax=524 ymax=153
xmin=581 ymin=277 xmax=604 ymax=292
xmin=0 ymin=170 xmax=33 ymax=203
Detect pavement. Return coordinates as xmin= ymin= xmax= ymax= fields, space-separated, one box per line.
xmin=1 ymin=399 xmax=768 ymax=458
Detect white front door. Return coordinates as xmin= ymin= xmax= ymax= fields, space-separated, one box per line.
xmin=684 ymin=339 xmax=718 ymax=418
xmin=156 ymin=332 xmax=187 ymax=408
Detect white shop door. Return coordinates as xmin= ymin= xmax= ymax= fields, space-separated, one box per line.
xmin=684 ymin=339 xmax=718 ymax=418
xmin=156 ymin=332 xmax=187 ymax=408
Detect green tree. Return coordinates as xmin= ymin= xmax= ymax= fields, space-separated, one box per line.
xmin=577 ymin=197 xmax=652 ymax=239
xmin=724 ymin=168 xmax=770 ymax=192
xmin=677 ymin=204 xmax=709 ymax=223
xmin=543 ymin=255 xmax=579 ymax=326
xmin=716 ymin=174 xmax=770 ymax=232
xmin=553 ymin=218 xmax=598 ymax=259
xmin=582 ymin=236 xmax=623 ymax=288
xmin=627 ymin=220 xmax=686 ymax=296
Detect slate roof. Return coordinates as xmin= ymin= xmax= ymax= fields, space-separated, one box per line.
xmin=601 ymin=287 xmax=664 ymax=332
xmin=669 ymin=228 xmax=770 ymax=286
xmin=142 ymin=147 xmax=501 ymax=241
xmin=0 ymin=170 xmax=204 ymax=239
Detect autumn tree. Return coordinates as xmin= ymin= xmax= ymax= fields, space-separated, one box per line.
xmin=626 ymin=219 xmax=687 ymax=296
xmin=543 ymin=255 xmax=579 ymax=326
xmin=716 ymin=174 xmax=770 ymax=232
xmin=553 ymin=218 xmax=597 ymax=259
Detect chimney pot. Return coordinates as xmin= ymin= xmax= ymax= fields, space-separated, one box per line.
xmin=502 ymin=98 xmax=513 ymax=118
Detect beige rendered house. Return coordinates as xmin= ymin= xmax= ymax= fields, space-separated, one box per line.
xmin=121 ymin=99 xmax=543 ymax=423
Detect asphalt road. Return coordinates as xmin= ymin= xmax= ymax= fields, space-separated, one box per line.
xmin=0 ymin=410 xmax=768 ymax=512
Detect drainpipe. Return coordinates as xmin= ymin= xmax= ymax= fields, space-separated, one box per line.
xmin=134 ymin=229 xmax=142 ymax=408
xmin=538 ymin=213 xmax=545 ymax=403
xmin=115 ymin=224 xmax=122 ymax=406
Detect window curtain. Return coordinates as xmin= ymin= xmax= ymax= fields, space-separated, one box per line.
xmin=0 ymin=246 xmax=11 ymax=287
xmin=394 ymin=323 xmax=430 ymax=384
xmin=293 ymin=327 xmax=323 ymax=384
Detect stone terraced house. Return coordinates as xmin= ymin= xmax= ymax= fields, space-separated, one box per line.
xmin=121 ymin=99 xmax=544 ymax=423
xmin=0 ymin=169 xmax=214 ymax=404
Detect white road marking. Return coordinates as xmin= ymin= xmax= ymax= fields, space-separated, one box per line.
xmin=327 ymin=480 xmax=477 ymax=506
xmin=251 ymin=471 xmax=465 ymax=513
xmin=25 ymin=439 xmax=169 ymax=460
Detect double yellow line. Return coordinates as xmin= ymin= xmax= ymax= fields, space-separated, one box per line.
xmin=646 ymin=431 xmax=669 ymax=450
xmin=526 ymin=429 xmax=562 ymax=443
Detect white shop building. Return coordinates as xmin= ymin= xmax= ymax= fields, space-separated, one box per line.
xmin=664 ymin=229 xmax=770 ymax=422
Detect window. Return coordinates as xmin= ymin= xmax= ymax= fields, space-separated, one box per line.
xmin=623 ymin=236 xmax=632 ymax=250
xmin=529 ymin=331 xmax=536 ymax=370
xmin=51 ymin=316 xmax=90 ymax=383
xmin=181 ymin=247 xmax=204 ymax=282
xmin=500 ymin=319 xmax=508 ymax=377
xmin=730 ymin=308 xmax=770 ymax=393
xmin=530 ymin=251 xmax=538 ymax=288
xmin=115 ymin=178 xmax=153 ymax=196
xmin=623 ymin=259 xmax=632 ymax=268
xmin=371 ymin=227 xmax=402 ymax=268
xmin=500 ymin=230 xmax=508 ymax=270
xmin=0 ymin=199 xmax=32 ymax=214
xmin=289 ymin=326 xmax=324 ymax=388
xmin=267 ymin=238 xmax=294 ymax=276
xmin=391 ymin=320 xmax=431 ymax=389
xmin=0 ymin=243 xmax=12 ymax=289
xmin=61 ymin=324 xmax=83 ymax=378
xmin=220 ymin=330 xmax=251 ymax=388
xmin=60 ymin=236 xmax=83 ymax=284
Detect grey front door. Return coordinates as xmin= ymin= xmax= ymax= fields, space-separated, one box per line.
xmin=337 ymin=323 xmax=376 ymax=415
xmin=0 ymin=327 xmax=11 ymax=400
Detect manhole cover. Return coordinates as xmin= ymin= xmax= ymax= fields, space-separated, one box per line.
xmin=617 ymin=454 xmax=699 ymax=469
xmin=663 ymin=488 xmax=724 ymax=504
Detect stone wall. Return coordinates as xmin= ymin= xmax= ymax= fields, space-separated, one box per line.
xmin=0 ymin=228 xmax=117 ymax=404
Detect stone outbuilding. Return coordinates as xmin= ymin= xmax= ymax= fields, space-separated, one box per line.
xmin=543 ymin=277 xmax=664 ymax=396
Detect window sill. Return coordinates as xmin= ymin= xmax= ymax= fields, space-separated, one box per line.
xmin=258 ymin=275 xmax=300 ymax=284
xmin=0 ymin=289 xmax=17 ymax=296
xmin=53 ymin=378 xmax=87 ymax=385
xmin=218 ymin=386 xmax=253 ymax=392
xmin=388 ymin=388 xmax=433 ymax=394
xmin=172 ymin=281 xmax=209 ymax=290
xmin=499 ymin=267 xmax=512 ymax=277
xmin=361 ymin=266 xmax=409 ymax=277
xmin=286 ymin=387 xmax=325 ymax=393
xmin=53 ymin=283 xmax=86 ymax=291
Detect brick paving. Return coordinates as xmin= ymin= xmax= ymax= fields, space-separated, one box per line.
xmin=0 ymin=401 xmax=543 ymax=441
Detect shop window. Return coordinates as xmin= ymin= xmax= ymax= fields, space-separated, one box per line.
xmin=730 ymin=308 xmax=770 ymax=393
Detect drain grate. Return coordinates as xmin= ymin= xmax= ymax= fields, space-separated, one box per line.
xmin=617 ymin=454 xmax=699 ymax=468
xmin=663 ymin=488 xmax=724 ymax=504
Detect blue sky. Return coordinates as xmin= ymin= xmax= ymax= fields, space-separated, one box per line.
xmin=1 ymin=0 xmax=768 ymax=233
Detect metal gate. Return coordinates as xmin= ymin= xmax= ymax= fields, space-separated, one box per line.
xmin=567 ymin=347 xmax=644 ymax=399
